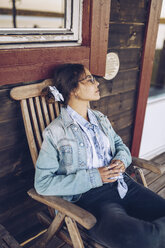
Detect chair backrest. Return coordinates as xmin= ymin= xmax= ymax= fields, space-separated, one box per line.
xmin=10 ymin=79 xmax=60 ymax=166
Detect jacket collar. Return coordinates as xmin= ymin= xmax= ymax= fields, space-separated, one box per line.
xmin=60 ymin=107 xmax=106 ymax=128
xmin=60 ymin=107 xmax=75 ymax=128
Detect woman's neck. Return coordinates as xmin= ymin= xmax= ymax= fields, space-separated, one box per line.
xmin=68 ymin=100 xmax=89 ymax=121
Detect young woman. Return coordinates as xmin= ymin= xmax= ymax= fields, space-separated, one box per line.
xmin=35 ymin=63 xmax=165 ymax=248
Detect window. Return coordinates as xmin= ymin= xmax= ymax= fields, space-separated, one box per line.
xmin=0 ymin=0 xmax=82 ymax=47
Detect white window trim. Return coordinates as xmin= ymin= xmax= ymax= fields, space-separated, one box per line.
xmin=0 ymin=0 xmax=83 ymax=47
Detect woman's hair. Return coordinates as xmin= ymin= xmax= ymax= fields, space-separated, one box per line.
xmin=41 ymin=63 xmax=85 ymax=107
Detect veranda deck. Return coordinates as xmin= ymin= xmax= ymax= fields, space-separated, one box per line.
xmin=143 ymin=152 xmax=165 ymax=198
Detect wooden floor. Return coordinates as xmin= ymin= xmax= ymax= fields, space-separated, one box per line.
xmin=143 ymin=152 xmax=165 ymax=198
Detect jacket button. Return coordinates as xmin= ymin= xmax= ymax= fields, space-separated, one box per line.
xmin=80 ymin=142 xmax=84 ymax=147
xmin=74 ymin=127 xmax=78 ymax=131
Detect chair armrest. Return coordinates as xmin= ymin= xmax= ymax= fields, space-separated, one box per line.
xmin=28 ymin=188 xmax=96 ymax=230
xmin=132 ymin=157 xmax=165 ymax=175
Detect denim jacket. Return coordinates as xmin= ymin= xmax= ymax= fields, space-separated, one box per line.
xmin=34 ymin=107 xmax=132 ymax=201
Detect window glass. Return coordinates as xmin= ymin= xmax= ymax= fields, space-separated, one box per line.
xmin=0 ymin=0 xmax=65 ymax=29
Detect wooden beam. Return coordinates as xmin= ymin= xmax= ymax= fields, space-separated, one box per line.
xmin=131 ymin=0 xmax=163 ymax=157
xmin=0 ymin=46 xmax=90 ymax=85
xmin=89 ymin=0 xmax=111 ymax=76
xmin=82 ymin=0 xmax=91 ymax=46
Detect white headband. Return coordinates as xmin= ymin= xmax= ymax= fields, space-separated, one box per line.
xmin=49 ymin=86 xmax=64 ymax=102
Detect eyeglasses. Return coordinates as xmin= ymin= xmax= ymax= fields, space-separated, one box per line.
xmin=78 ymin=75 xmax=96 ymax=84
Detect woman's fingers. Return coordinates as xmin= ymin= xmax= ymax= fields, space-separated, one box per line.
xmin=98 ymin=160 xmax=126 ymax=183
xmin=98 ymin=167 xmax=120 ymax=183
xmin=109 ymin=160 xmax=126 ymax=173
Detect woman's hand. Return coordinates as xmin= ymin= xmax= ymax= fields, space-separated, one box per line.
xmin=98 ymin=160 xmax=125 ymax=183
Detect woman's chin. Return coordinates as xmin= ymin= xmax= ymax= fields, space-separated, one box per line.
xmin=92 ymin=95 xmax=101 ymax=101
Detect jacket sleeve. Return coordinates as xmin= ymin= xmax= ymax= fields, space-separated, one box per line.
xmin=34 ymin=129 xmax=103 ymax=196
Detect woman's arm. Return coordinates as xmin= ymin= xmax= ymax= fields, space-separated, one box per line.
xmin=34 ymin=129 xmax=103 ymax=196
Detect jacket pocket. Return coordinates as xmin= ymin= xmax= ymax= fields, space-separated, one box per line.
xmin=59 ymin=145 xmax=73 ymax=166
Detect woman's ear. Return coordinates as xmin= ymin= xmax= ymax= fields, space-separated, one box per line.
xmin=71 ymin=88 xmax=79 ymax=99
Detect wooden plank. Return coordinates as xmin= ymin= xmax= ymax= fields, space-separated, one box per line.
xmin=0 ymin=224 xmax=20 ymax=248
xmin=132 ymin=157 xmax=165 ymax=175
xmin=41 ymin=97 xmax=50 ymax=126
xmin=98 ymin=69 xmax=139 ymax=98
xmin=54 ymin=102 xmax=60 ymax=117
xmin=109 ymin=109 xmax=134 ymax=132
xmin=0 ymin=171 xmax=33 ymax=199
xmin=142 ymin=168 xmax=150 ymax=176
xmin=0 ymin=47 xmax=90 ymax=85
xmin=0 ymin=129 xmax=25 ymax=151
xmin=131 ymin=0 xmax=163 ymax=156
xmin=1 ymin=201 xmax=46 ymax=243
xmin=20 ymin=99 xmax=38 ymax=165
xmin=0 ymin=118 xmax=25 ymax=150
xmin=0 ymin=89 xmax=21 ymax=122
xmin=35 ymin=96 xmax=45 ymax=133
xmin=90 ymin=0 xmax=111 ymax=76
xmin=107 ymin=48 xmax=142 ymax=71
xmin=151 ymin=152 xmax=165 ymax=165
xmin=28 ymin=188 xmax=96 ymax=230
xmin=65 ymin=217 xmax=84 ymax=248
xmin=31 ymin=212 xmax=65 ymax=248
xmin=145 ymin=172 xmax=161 ymax=186
xmin=0 ymin=118 xmax=24 ymax=137
xmin=91 ymin=90 xmax=137 ymax=117
xmin=149 ymin=174 xmax=165 ymax=193
xmin=110 ymin=0 xmax=148 ymax=23
xmin=0 ymin=143 xmax=30 ymax=178
xmin=82 ymin=0 xmax=91 ymax=46
xmin=157 ymin=187 xmax=165 ymax=199
xmin=10 ymin=79 xmax=53 ymax=100
xmin=117 ymin=125 xmax=133 ymax=148
xmin=29 ymin=98 xmax=42 ymax=148
xmin=108 ymin=23 xmax=145 ymax=49
xmin=48 ymin=104 xmax=55 ymax=122
xmin=45 ymin=235 xmax=68 ymax=248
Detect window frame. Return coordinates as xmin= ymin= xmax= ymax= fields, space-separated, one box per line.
xmin=0 ymin=0 xmax=83 ymax=45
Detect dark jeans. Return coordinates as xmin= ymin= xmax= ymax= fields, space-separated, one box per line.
xmin=75 ymin=173 xmax=165 ymax=248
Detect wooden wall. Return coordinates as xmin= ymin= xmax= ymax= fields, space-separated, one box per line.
xmin=91 ymin=0 xmax=149 ymax=149
xmin=0 ymin=0 xmax=149 ymax=244
xmin=0 ymin=82 xmax=47 ymax=243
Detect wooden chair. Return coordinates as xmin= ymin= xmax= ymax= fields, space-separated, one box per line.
xmin=10 ymin=80 xmax=165 ymax=248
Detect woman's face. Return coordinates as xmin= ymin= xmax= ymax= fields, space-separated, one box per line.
xmin=74 ymin=68 xmax=100 ymax=102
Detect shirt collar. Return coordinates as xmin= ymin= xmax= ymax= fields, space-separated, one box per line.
xmin=66 ymin=105 xmax=99 ymax=129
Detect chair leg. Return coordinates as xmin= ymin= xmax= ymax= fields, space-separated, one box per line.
xmin=65 ymin=216 xmax=84 ymax=248
xmin=134 ymin=167 xmax=148 ymax=187
xmin=31 ymin=211 xmax=65 ymax=248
